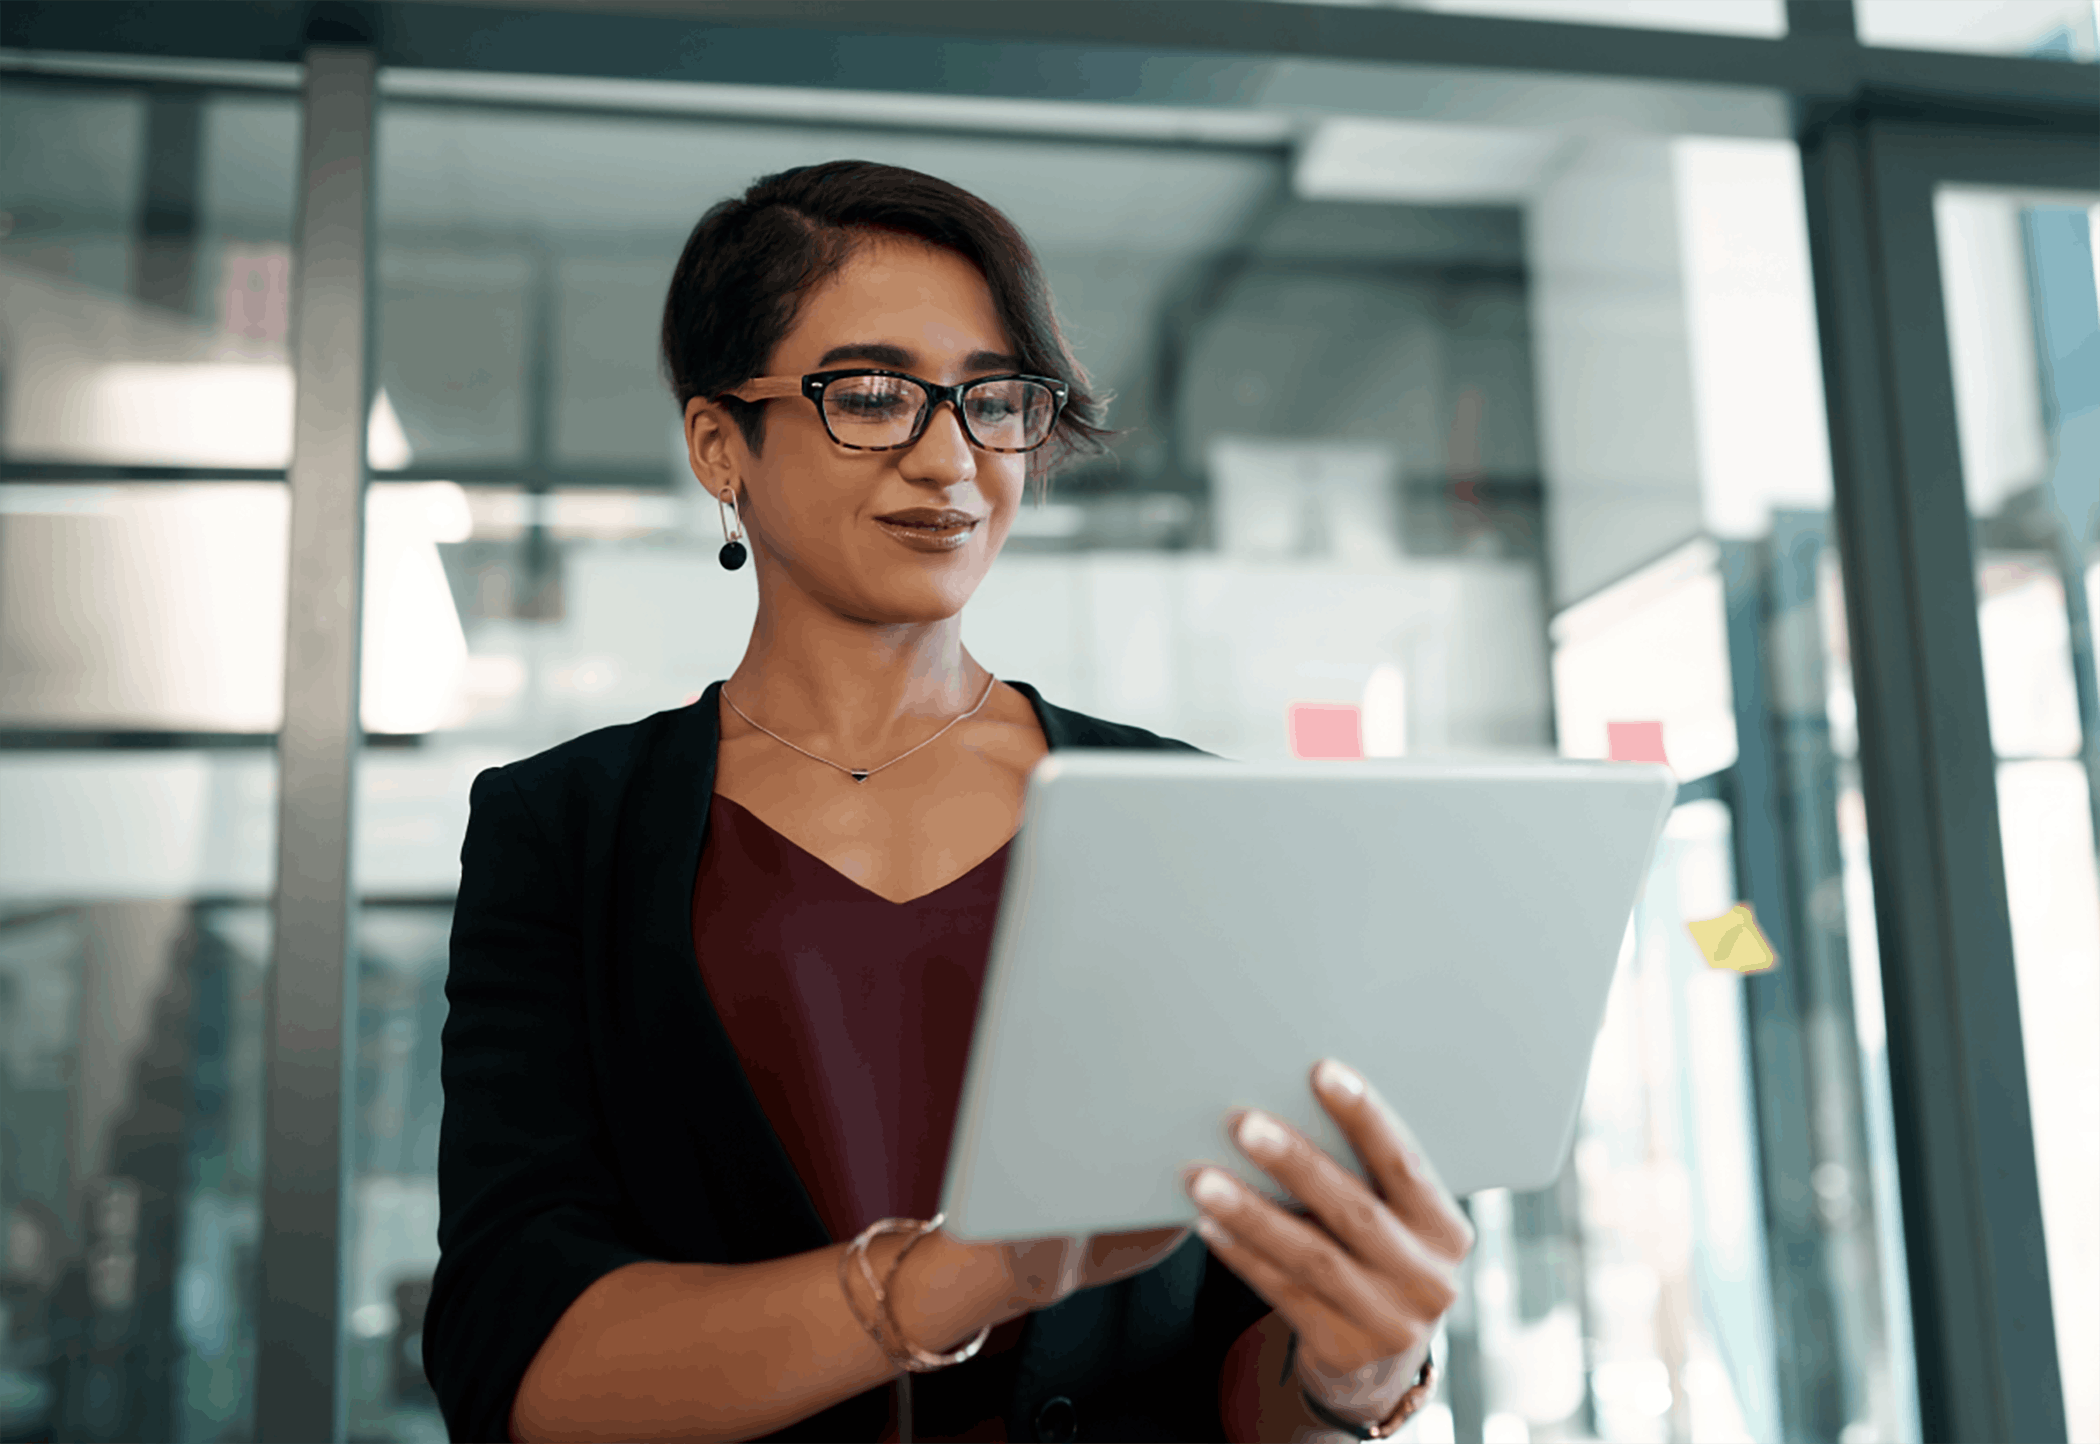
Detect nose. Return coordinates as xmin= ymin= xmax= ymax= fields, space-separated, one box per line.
xmin=899 ymin=399 xmax=977 ymax=484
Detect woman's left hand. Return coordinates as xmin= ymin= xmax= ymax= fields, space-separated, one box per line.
xmin=1187 ymin=1058 xmax=1475 ymax=1424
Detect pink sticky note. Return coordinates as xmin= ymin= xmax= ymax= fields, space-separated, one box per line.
xmin=1290 ymin=703 xmax=1363 ymax=760
xmin=1607 ymin=721 xmax=1669 ymax=766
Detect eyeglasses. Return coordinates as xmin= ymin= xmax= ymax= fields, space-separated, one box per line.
xmin=725 ymin=369 xmax=1069 ymax=454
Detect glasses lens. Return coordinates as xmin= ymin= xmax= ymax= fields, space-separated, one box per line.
xmin=822 ymin=374 xmax=928 ymax=447
xmin=963 ymin=379 xmax=1059 ymax=451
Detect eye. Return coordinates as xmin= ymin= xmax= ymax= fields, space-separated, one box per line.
xmin=828 ymin=377 xmax=919 ymax=419
xmin=966 ymin=394 xmax=1020 ymax=422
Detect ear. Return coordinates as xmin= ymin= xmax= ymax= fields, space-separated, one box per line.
xmin=683 ymin=396 xmax=745 ymax=500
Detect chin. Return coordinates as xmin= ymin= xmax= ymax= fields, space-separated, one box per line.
xmin=855 ymin=541 xmax=1002 ymax=620
xmin=881 ymin=579 xmax=983 ymax=623
xmin=836 ymin=567 xmax=985 ymax=625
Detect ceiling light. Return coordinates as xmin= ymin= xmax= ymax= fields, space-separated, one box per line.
xmin=1294 ymin=117 xmax=1568 ymax=205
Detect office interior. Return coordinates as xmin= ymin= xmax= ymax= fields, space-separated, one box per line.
xmin=0 ymin=2 xmax=2094 ymax=1441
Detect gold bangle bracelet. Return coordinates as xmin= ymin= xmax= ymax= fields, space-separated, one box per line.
xmin=841 ymin=1215 xmax=990 ymax=1375
xmin=879 ymin=1215 xmax=991 ymax=1372
xmin=837 ymin=1225 xmax=895 ymax=1355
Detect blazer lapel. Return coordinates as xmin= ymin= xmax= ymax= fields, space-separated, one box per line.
xmin=1006 ymin=679 xmax=1077 ymax=749
xmin=604 ymin=681 xmax=830 ymax=1261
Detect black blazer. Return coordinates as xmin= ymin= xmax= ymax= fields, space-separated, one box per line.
xmin=427 ymin=680 xmax=1270 ymax=1443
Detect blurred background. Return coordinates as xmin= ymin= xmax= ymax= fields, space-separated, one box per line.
xmin=0 ymin=2 xmax=2094 ymax=1441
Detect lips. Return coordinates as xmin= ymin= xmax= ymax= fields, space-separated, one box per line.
xmin=875 ymin=508 xmax=981 ymax=529
xmin=874 ymin=509 xmax=980 ymax=554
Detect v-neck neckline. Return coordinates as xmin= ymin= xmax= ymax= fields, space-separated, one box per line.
xmin=627 ymin=682 xmax=1063 ymax=1252
xmin=708 ymin=791 xmax=1015 ymax=907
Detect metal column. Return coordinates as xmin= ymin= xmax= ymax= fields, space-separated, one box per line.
xmin=258 ymin=43 xmax=374 ymax=1444
xmin=1798 ymin=109 xmax=2068 ymax=1444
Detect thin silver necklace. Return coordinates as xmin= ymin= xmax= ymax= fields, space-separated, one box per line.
xmin=721 ymin=673 xmax=999 ymax=783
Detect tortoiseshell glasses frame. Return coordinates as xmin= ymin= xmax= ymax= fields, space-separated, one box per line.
xmin=724 ymin=369 xmax=1070 ymax=454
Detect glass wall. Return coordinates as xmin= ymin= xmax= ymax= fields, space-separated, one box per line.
xmin=10 ymin=19 xmax=2076 ymax=1442
xmin=1397 ymin=0 xmax=1784 ymax=37
xmin=343 ymin=81 xmax=1918 ymax=1444
xmin=1 ymin=83 xmax=302 ymax=472
xmin=0 ymin=71 xmax=299 ymax=1444
xmin=1855 ymin=0 xmax=2100 ymax=62
xmin=1934 ymin=185 xmax=2100 ymax=1444
xmin=342 ymin=906 xmax=450 ymax=1444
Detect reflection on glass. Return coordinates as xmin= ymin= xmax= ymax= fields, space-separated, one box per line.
xmin=343 ymin=907 xmax=451 ymax=1444
xmin=0 ymin=901 xmax=270 ymax=1444
xmin=1979 ymin=555 xmax=2084 ymax=758
xmin=1528 ymin=127 xmax=1917 ymax=1444
xmin=0 ymin=485 xmax=289 ymax=732
xmin=1 ymin=71 xmax=292 ymax=1444
xmin=1549 ymin=537 xmax=1916 ymax=1444
xmin=1935 ymin=186 xmax=2100 ymax=1444
xmin=1856 ymin=0 xmax=2100 ymax=61
xmin=1549 ymin=540 xmax=1736 ymax=781
xmin=1591 ymin=800 xmax=1770 ymax=1443
xmin=1273 ymin=0 xmax=1786 ymax=37
xmin=0 ymin=83 xmax=301 ymax=468
xmin=0 ymin=481 xmax=485 ymax=738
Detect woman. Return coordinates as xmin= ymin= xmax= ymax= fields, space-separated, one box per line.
xmin=425 ymin=161 xmax=1473 ymax=1444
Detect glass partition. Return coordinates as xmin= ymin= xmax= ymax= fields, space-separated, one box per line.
xmin=0 ymin=70 xmax=297 ymax=1444
xmin=1933 ymin=184 xmax=2100 ymax=1444
xmin=1855 ymin=0 xmax=2100 ymax=62
xmin=1 ymin=27 xmax=2084 ymax=1443
xmin=349 ymin=83 xmax=1919 ymax=1444
xmin=341 ymin=906 xmax=450 ymax=1444
xmin=1268 ymin=0 xmax=1786 ymax=37
xmin=1403 ymin=0 xmax=1783 ymax=37
xmin=1 ymin=83 xmax=303 ymax=470
xmin=0 ymin=901 xmax=274 ymax=1444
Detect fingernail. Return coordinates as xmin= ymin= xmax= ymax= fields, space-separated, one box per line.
xmin=1316 ymin=1059 xmax=1365 ymax=1099
xmin=1190 ymin=1168 xmax=1237 ymax=1209
xmin=1194 ymin=1215 xmax=1234 ymax=1250
xmin=1236 ymin=1110 xmax=1289 ymax=1159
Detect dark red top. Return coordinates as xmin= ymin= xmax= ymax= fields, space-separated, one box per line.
xmin=691 ymin=792 xmax=1026 ymax=1442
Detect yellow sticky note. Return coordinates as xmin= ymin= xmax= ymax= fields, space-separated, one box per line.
xmin=1687 ymin=903 xmax=1779 ymax=973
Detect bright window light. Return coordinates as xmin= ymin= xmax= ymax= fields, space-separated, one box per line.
xmin=1294 ymin=117 xmax=1568 ymax=206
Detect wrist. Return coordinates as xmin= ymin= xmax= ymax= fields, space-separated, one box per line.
xmin=878 ymin=1230 xmax=1015 ymax=1355
xmin=1295 ymin=1340 xmax=1430 ymax=1424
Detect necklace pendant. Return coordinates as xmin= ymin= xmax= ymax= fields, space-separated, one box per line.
xmin=850 ymin=770 xmax=870 ymax=783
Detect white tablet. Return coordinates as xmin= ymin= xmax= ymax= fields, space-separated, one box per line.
xmin=937 ymin=752 xmax=1678 ymax=1240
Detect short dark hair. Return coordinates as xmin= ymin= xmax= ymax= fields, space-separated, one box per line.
xmin=660 ymin=160 xmax=1108 ymax=486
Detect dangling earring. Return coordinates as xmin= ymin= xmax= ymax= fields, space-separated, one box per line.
xmin=717 ymin=490 xmax=747 ymax=571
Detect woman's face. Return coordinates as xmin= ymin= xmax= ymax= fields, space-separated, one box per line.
xmin=687 ymin=235 xmax=1032 ymax=626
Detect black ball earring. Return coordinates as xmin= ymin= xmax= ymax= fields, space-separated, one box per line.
xmin=717 ymin=491 xmax=747 ymax=571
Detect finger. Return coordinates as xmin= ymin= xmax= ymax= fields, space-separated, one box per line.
xmin=1188 ymin=1199 xmax=1417 ymax=1373
xmin=1187 ymin=1165 xmax=1424 ymax=1354
xmin=1313 ymin=1059 xmax=1475 ymax=1261
xmin=1227 ymin=1107 xmax=1438 ymax=1297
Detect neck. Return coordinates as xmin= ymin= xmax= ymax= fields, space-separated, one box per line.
xmin=724 ymin=580 xmax=990 ymax=755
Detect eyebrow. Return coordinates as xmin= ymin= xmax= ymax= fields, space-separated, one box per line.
xmin=813 ymin=343 xmax=1026 ymax=374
